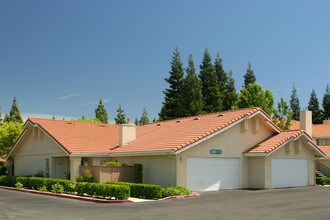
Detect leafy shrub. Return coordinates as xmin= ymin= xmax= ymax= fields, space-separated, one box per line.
xmin=77 ymin=170 xmax=94 ymax=182
xmin=0 ymin=176 xmax=17 ymax=187
xmin=103 ymin=161 xmax=122 ymax=167
xmin=76 ymin=175 xmax=84 ymax=182
xmin=162 ymin=186 xmax=191 ymax=197
xmin=74 ymin=182 xmax=129 ymax=199
xmin=0 ymin=166 xmax=7 ymax=175
xmin=133 ymin=164 xmax=143 ymax=183
xmin=105 ymin=181 xmax=162 ymax=199
xmin=52 ymin=183 xmax=64 ymax=193
xmin=38 ymin=185 xmax=48 ymax=192
xmin=316 ymin=177 xmax=325 ymax=185
xmin=16 ymin=176 xmax=30 ymax=187
xmin=15 ymin=181 xmax=23 ymax=188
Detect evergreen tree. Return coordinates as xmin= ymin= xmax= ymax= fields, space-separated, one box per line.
xmin=180 ymin=55 xmax=203 ymax=116
xmin=243 ymin=62 xmax=256 ymax=88
xmin=159 ymin=47 xmax=185 ymax=120
xmin=0 ymin=107 xmax=2 ymax=125
xmin=308 ymin=89 xmax=323 ymax=124
xmin=272 ymin=98 xmax=293 ymax=130
xmin=290 ymin=85 xmax=300 ymax=121
xmin=222 ymin=70 xmax=237 ymax=110
xmin=322 ymin=84 xmax=330 ymax=120
xmin=153 ymin=118 xmax=158 ymax=123
xmin=134 ymin=117 xmax=139 ymax=125
xmin=199 ymin=48 xmax=222 ymax=113
xmin=237 ymin=83 xmax=275 ymax=115
xmin=95 ymin=99 xmax=109 ymax=123
xmin=214 ymin=53 xmax=227 ymax=97
xmin=114 ymin=105 xmax=126 ymax=124
xmin=4 ymin=97 xmax=23 ymax=123
xmin=139 ymin=108 xmax=150 ymax=125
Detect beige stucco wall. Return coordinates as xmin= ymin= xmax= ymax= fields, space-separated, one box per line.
xmin=100 ymin=155 xmax=176 ymax=187
xmin=177 ymin=116 xmax=274 ymax=189
xmin=249 ymin=157 xmax=266 ymax=189
xmin=11 ymin=126 xmax=68 ymax=177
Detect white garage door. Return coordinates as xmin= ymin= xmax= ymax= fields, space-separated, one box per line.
xmin=187 ymin=157 xmax=240 ymax=191
xmin=272 ymin=158 xmax=309 ymax=188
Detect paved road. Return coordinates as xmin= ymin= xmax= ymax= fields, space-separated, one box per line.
xmin=1 ymin=186 xmax=330 ymax=220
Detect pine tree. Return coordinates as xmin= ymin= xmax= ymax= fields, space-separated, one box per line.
xmin=95 ymin=99 xmax=109 ymax=123
xmin=4 ymin=97 xmax=23 ymax=123
xmin=199 ymin=48 xmax=222 ymax=113
xmin=152 ymin=118 xmax=158 ymax=123
xmin=222 ymin=70 xmax=237 ymax=110
xmin=114 ymin=105 xmax=126 ymax=124
xmin=139 ymin=108 xmax=150 ymax=125
xmin=159 ymin=47 xmax=185 ymax=120
xmin=322 ymin=84 xmax=330 ymax=120
xmin=134 ymin=117 xmax=139 ymax=125
xmin=243 ymin=62 xmax=256 ymax=88
xmin=180 ymin=55 xmax=203 ymax=116
xmin=214 ymin=53 xmax=227 ymax=97
xmin=308 ymin=89 xmax=323 ymax=124
xmin=0 ymin=107 xmax=2 ymax=125
xmin=290 ymin=85 xmax=300 ymax=121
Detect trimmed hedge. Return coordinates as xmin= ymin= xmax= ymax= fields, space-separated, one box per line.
xmin=105 ymin=181 xmax=163 ymax=199
xmin=162 ymin=186 xmax=191 ymax=197
xmin=316 ymin=177 xmax=330 ymax=185
xmin=0 ymin=176 xmax=129 ymax=200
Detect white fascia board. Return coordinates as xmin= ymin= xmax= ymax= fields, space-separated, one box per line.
xmin=313 ymin=135 xmax=330 ymax=139
xmin=248 ymin=111 xmax=281 ymax=133
xmin=6 ymin=129 xmax=28 ymax=159
xmin=307 ymin=142 xmax=326 ymax=157
xmin=70 ymin=153 xmax=110 ymax=157
xmin=109 ymin=150 xmax=175 ymax=157
xmin=243 ymin=152 xmax=268 ymax=157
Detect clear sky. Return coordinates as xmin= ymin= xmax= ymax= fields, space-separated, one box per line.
xmin=1 ymin=0 xmax=330 ymax=122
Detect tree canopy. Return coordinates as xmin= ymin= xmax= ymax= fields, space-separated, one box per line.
xmin=243 ymin=62 xmax=256 ymax=88
xmin=0 ymin=122 xmax=23 ymax=156
xmin=139 ymin=108 xmax=150 ymax=125
xmin=323 ymin=84 xmax=330 ymax=120
xmin=222 ymin=70 xmax=237 ymax=111
xmin=95 ymin=99 xmax=109 ymax=123
xmin=308 ymin=89 xmax=323 ymax=124
xmin=272 ymin=98 xmax=293 ymax=130
xmin=114 ymin=105 xmax=126 ymax=124
xmin=290 ymin=85 xmax=300 ymax=121
xmin=4 ymin=97 xmax=23 ymax=123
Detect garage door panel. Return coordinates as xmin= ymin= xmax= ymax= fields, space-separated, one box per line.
xmin=272 ymin=158 xmax=309 ymax=188
xmin=187 ymin=157 xmax=240 ymax=191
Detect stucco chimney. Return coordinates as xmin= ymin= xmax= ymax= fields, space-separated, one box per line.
xmin=119 ymin=123 xmax=136 ymax=146
xmin=300 ymin=110 xmax=312 ymax=136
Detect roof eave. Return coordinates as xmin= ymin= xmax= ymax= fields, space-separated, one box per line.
xmin=109 ymin=150 xmax=175 ymax=157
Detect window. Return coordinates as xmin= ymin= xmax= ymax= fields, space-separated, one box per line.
xmin=45 ymin=158 xmax=49 ymax=177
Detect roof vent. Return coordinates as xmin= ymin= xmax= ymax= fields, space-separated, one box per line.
xmin=218 ymin=114 xmax=224 ymax=117
xmin=66 ymin=122 xmax=74 ymax=125
xmin=157 ymin=123 xmax=162 ymax=126
xmin=194 ymin=117 xmax=200 ymax=120
xmin=176 ymin=120 xmax=182 ymax=123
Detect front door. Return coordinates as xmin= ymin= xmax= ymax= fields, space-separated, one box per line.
xmin=54 ymin=158 xmax=67 ymax=179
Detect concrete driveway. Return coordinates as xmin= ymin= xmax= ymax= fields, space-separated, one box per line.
xmin=1 ymin=186 xmax=330 ymax=220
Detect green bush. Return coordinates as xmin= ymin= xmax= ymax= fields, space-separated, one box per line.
xmin=77 ymin=170 xmax=94 ymax=182
xmin=162 ymin=186 xmax=191 ymax=197
xmin=75 ymin=182 xmax=129 ymax=199
xmin=0 ymin=166 xmax=7 ymax=175
xmin=133 ymin=164 xmax=143 ymax=183
xmin=38 ymin=185 xmax=47 ymax=192
xmin=103 ymin=161 xmax=122 ymax=167
xmin=15 ymin=181 xmax=23 ymax=188
xmin=0 ymin=176 xmax=17 ymax=187
xmin=52 ymin=183 xmax=64 ymax=193
xmin=316 ymin=177 xmax=325 ymax=185
xmin=105 ymin=181 xmax=162 ymax=199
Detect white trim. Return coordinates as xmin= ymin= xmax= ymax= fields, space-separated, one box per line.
xmin=108 ymin=150 xmax=174 ymax=157
xmin=243 ymin=152 xmax=268 ymax=157
xmin=307 ymin=142 xmax=326 ymax=157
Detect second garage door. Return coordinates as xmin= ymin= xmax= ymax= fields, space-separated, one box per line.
xmin=187 ymin=157 xmax=240 ymax=191
xmin=272 ymin=158 xmax=309 ymax=188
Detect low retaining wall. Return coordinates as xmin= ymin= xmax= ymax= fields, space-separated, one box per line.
xmin=80 ymin=166 xmax=133 ymax=183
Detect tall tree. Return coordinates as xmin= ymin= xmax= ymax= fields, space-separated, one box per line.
xmin=95 ymin=99 xmax=109 ymax=123
xmin=222 ymin=70 xmax=237 ymax=110
xmin=114 ymin=105 xmax=126 ymax=124
xmin=134 ymin=117 xmax=139 ymax=125
xmin=0 ymin=122 xmax=23 ymax=156
xmin=243 ymin=62 xmax=256 ymax=88
xmin=237 ymin=83 xmax=275 ymax=115
xmin=272 ymin=98 xmax=293 ymax=130
xmin=0 ymin=107 xmax=3 ymax=125
xmin=199 ymin=48 xmax=222 ymax=113
xmin=4 ymin=97 xmax=23 ymax=123
xmin=139 ymin=108 xmax=150 ymax=125
xmin=180 ymin=55 xmax=203 ymax=116
xmin=308 ymin=89 xmax=323 ymax=124
xmin=159 ymin=47 xmax=185 ymax=120
xmin=214 ymin=53 xmax=227 ymax=96
xmin=290 ymin=85 xmax=300 ymax=121
xmin=322 ymin=84 xmax=330 ymax=120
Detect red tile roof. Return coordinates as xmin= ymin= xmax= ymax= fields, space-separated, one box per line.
xmin=245 ymin=130 xmax=305 ymax=154
xmin=290 ymin=120 xmax=300 ymax=130
xmin=313 ymin=124 xmax=330 ymax=137
xmin=27 ymin=108 xmax=270 ymax=155
xmin=319 ymin=146 xmax=330 ymax=157
xmin=28 ymin=118 xmax=119 ymax=154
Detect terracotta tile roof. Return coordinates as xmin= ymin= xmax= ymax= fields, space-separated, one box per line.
xmin=245 ymin=130 xmax=304 ymax=154
xmin=28 ymin=118 xmax=119 ymax=154
xmin=290 ymin=120 xmax=300 ymax=130
xmin=319 ymin=146 xmax=330 ymax=156
xmin=111 ymin=108 xmax=270 ymax=154
xmin=313 ymin=124 xmax=330 ymax=137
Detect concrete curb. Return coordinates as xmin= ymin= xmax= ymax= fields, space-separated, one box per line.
xmin=0 ymin=186 xmax=132 ymax=203
xmin=158 ymin=193 xmax=200 ymax=201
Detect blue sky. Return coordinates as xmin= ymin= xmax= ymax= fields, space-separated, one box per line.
xmin=1 ymin=0 xmax=330 ymax=122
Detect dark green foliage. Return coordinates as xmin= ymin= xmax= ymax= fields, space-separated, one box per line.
xmin=199 ymin=48 xmax=222 ymax=113
xmin=322 ymin=84 xmax=330 ymax=120
xmin=162 ymin=186 xmax=191 ymax=197
xmin=222 ymin=70 xmax=237 ymax=110
xmin=214 ymin=53 xmax=227 ymax=95
xmin=75 ymin=182 xmax=130 ymax=199
xmin=134 ymin=117 xmax=139 ymax=125
xmin=95 ymin=99 xmax=109 ymax=123
xmin=0 ymin=107 xmax=3 ymax=125
xmin=272 ymin=98 xmax=293 ymax=130
xmin=51 ymin=183 xmax=64 ymax=193
xmin=103 ymin=161 xmax=122 ymax=166
xmin=315 ymin=177 xmax=330 ymax=185
xmin=237 ymin=83 xmax=275 ymax=115
xmin=159 ymin=47 xmax=185 ymax=120
xmin=4 ymin=97 xmax=23 ymax=123
xmin=243 ymin=62 xmax=256 ymax=88
xmin=0 ymin=166 xmax=7 ymax=175
xmin=180 ymin=55 xmax=203 ymax=116
xmin=290 ymin=85 xmax=300 ymax=121
xmin=76 ymin=170 xmax=94 ymax=182
xmin=0 ymin=175 xmax=16 ymax=187
xmin=139 ymin=108 xmax=150 ymax=125
xmin=308 ymin=89 xmax=323 ymax=124
xmin=0 ymin=122 xmax=24 ymax=156
xmin=133 ymin=163 xmax=143 ymax=183
xmin=105 ymin=181 xmax=163 ymax=199
xmin=114 ymin=105 xmax=126 ymax=124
